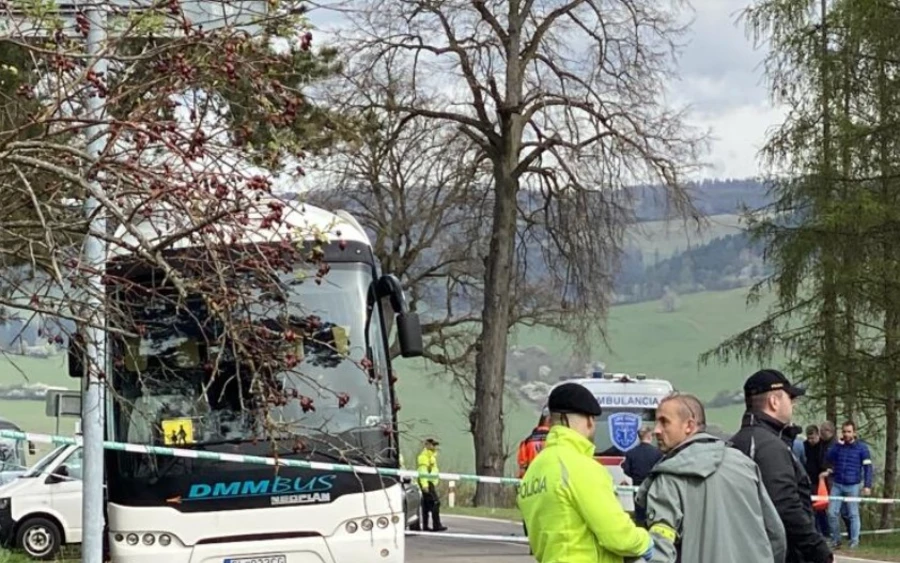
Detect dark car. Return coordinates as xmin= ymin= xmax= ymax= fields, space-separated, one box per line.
xmin=402 ymin=477 xmax=421 ymax=529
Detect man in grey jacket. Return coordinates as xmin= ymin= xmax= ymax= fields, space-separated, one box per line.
xmin=635 ymin=393 xmax=787 ymax=563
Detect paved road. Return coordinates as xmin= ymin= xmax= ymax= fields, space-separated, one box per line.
xmin=406 ymin=516 xmax=527 ymax=562
xmin=406 ymin=515 xmax=887 ymax=563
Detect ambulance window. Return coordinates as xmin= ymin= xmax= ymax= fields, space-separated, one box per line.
xmin=593 ymin=409 xmax=656 ymax=454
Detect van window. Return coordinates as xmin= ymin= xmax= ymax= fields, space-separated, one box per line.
xmin=22 ymin=446 xmax=68 ymax=478
xmin=59 ymin=448 xmax=84 ymax=481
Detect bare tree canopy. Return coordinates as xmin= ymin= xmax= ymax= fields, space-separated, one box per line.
xmin=311 ymin=0 xmax=707 ymax=503
xmin=0 ymin=0 xmax=398 ymax=470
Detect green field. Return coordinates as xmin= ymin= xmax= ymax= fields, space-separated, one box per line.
xmin=392 ymin=286 xmax=783 ymax=472
xmin=2 ymin=283 xmax=787 ymax=474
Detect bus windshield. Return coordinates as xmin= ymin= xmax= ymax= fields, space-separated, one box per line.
xmin=108 ymin=261 xmax=392 ymax=459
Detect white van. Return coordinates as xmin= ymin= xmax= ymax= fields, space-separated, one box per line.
xmin=0 ymin=443 xmax=83 ymax=560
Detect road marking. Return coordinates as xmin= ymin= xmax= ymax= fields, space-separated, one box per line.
xmin=444 ymin=514 xmax=520 ymax=524
xmin=407 ymin=531 xmax=528 ymax=544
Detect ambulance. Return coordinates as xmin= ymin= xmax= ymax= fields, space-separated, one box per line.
xmin=547 ymin=372 xmax=674 ymax=511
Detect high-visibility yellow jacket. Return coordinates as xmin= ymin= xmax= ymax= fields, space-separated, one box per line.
xmin=416 ymin=448 xmax=438 ymax=489
xmin=517 ymin=425 xmax=652 ymax=563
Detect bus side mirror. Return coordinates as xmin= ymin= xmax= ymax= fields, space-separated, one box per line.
xmin=67 ymin=330 xmax=85 ymax=378
xmin=375 ymin=274 xmax=423 ymax=358
xmin=396 ymin=312 xmax=423 ymax=358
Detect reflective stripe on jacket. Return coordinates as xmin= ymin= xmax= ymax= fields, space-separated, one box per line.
xmin=826 ymin=440 xmax=874 ymax=488
xmin=516 ymin=425 xmax=652 ymax=563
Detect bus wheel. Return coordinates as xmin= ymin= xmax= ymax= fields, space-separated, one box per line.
xmin=16 ymin=516 xmax=62 ymax=560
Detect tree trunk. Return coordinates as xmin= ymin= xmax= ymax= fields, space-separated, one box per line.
xmin=876 ymin=41 xmax=897 ymax=527
xmin=471 ymin=164 xmax=519 ymax=507
xmin=839 ymin=36 xmax=856 ymax=424
xmin=819 ymin=0 xmax=839 ymax=424
xmin=880 ymin=381 xmax=898 ymax=527
xmin=471 ymin=3 xmax=525 ymax=505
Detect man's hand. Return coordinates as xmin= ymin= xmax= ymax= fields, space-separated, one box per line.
xmin=862 ymin=487 xmax=872 ymax=497
xmin=641 ymin=539 xmax=655 ymax=561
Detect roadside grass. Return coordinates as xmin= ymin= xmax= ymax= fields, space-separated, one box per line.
xmin=844 ymin=533 xmax=900 ymax=561
xmin=0 ymin=547 xmax=78 ymax=562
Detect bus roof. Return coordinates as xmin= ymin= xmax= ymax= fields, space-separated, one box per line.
xmin=550 ymin=374 xmax=674 ymax=410
xmin=109 ymin=198 xmax=370 ymax=259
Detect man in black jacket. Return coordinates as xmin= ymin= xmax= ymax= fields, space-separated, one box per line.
xmin=803 ymin=424 xmax=831 ymax=537
xmin=623 ymin=427 xmax=663 ymax=527
xmin=730 ymin=369 xmax=833 ymax=563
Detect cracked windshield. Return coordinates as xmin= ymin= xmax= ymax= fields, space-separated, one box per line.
xmin=113 ymin=263 xmax=390 ymax=450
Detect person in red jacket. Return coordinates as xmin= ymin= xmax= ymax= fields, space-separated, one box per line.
xmin=517 ymin=408 xmax=551 ymax=478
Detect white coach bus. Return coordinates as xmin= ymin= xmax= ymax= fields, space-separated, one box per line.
xmin=66 ymin=198 xmax=423 ymax=563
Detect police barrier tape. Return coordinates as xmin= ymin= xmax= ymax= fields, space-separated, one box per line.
xmin=2 ymin=429 xmax=899 ymax=504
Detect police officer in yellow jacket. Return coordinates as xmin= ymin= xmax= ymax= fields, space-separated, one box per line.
xmin=517 ymin=382 xmax=655 ymax=563
xmin=416 ymin=438 xmax=447 ymax=532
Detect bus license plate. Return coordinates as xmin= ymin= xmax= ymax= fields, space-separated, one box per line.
xmin=224 ymin=556 xmax=287 ymax=563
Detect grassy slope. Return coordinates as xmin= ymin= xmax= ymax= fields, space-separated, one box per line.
xmin=393 ymin=286 xmax=784 ymax=473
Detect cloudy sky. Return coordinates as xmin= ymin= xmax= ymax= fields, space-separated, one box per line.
xmin=674 ymin=0 xmax=787 ymax=180
xmin=305 ymin=0 xmax=786 ymax=183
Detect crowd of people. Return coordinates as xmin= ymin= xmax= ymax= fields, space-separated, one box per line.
xmin=515 ymin=369 xmax=878 ymax=563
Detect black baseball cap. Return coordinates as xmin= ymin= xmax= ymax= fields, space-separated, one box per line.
xmin=548 ymin=382 xmax=603 ymax=417
xmin=424 ymin=438 xmax=439 ymax=446
xmin=744 ymin=369 xmax=806 ymax=399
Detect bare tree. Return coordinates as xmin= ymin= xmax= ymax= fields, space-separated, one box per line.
xmin=0 ymin=0 xmax=385 ymax=472
xmin=306 ymin=55 xmax=490 ymax=375
xmin=306 ymin=54 xmax=596 ymax=453
xmin=313 ymin=0 xmax=707 ymax=503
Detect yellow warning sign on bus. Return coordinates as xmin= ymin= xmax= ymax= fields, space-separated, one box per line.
xmin=161 ymin=418 xmax=194 ymax=445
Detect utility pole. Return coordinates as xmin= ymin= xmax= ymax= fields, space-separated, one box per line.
xmin=81 ymin=4 xmax=109 ymax=563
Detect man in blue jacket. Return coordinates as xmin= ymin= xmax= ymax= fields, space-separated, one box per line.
xmin=824 ymin=421 xmax=873 ymax=550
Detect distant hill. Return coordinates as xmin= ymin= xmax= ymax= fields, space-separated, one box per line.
xmin=296 ymin=177 xmax=768 ymax=317
xmin=2 ymin=178 xmax=768 ymax=333
xmin=615 ymin=231 xmax=768 ymax=305
xmin=628 ymin=178 xmax=770 ymax=221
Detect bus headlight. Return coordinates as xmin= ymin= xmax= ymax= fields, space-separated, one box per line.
xmin=376 ymin=517 xmax=389 ymax=528
xmin=361 ymin=518 xmax=373 ymax=531
xmin=345 ymin=521 xmax=358 ymax=533
xmin=159 ymin=534 xmax=172 ymax=546
xmin=142 ymin=533 xmax=155 ymax=545
xmin=126 ymin=534 xmax=139 ymax=546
